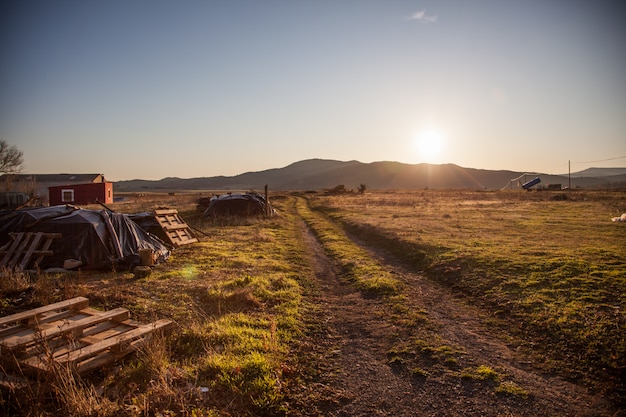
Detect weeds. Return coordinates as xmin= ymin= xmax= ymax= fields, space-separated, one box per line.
xmin=460 ymin=366 xmax=530 ymax=398
xmin=495 ymin=380 xmax=529 ymax=397
xmin=51 ymin=362 xmax=118 ymax=417
xmin=460 ymin=365 xmax=500 ymax=381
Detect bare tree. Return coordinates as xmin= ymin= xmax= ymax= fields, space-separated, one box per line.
xmin=0 ymin=140 xmax=24 ymax=175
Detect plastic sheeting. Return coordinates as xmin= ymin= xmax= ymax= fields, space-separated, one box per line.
xmin=0 ymin=205 xmax=170 ymax=270
xmin=203 ymin=192 xmax=275 ymax=217
xmin=128 ymin=212 xmax=170 ymax=243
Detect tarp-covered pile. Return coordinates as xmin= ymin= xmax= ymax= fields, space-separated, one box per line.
xmin=0 ymin=205 xmax=170 ymax=270
xmin=203 ymin=192 xmax=275 ymax=217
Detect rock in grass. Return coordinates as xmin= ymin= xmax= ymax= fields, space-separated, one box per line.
xmin=133 ymin=265 xmax=152 ymax=278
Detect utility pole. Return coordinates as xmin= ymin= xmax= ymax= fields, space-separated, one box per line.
xmin=264 ymin=184 xmax=269 ymax=216
xmin=568 ymin=160 xmax=571 ymax=191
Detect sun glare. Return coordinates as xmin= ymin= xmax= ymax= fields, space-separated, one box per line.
xmin=413 ymin=129 xmax=446 ymax=163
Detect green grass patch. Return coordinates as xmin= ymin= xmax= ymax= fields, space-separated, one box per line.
xmin=495 ymin=381 xmax=529 ymax=398
xmin=461 ymin=365 xmax=500 ymax=381
xmin=296 ymin=197 xmax=402 ymax=298
xmin=0 ymin=195 xmax=312 ymax=416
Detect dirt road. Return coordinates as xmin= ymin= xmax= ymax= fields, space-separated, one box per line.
xmin=284 ymin=223 xmax=618 ymax=416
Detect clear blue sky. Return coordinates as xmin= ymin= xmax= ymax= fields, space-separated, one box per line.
xmin=1 ymin=0 xmax=625 ymax=181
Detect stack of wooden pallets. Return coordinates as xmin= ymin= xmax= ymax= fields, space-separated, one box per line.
xmin=0 ymin=297 xmax=173 ymax=379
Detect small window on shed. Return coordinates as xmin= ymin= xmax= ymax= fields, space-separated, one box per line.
xmin=61 ymin=189 xmax=74 ymax=202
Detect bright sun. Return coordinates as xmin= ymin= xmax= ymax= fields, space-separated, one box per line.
xmin=413 ymin=129 xmax=446 ymax=162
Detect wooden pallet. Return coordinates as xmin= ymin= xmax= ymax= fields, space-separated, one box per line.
xmin=0 ymin=232 xmax=62 ymax=271
xmin=0 ymin=297 xmax=173 ymax=376
xmin=153 ymin=209 xmax=198 ymax=247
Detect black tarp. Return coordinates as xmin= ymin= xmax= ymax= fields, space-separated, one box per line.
xmin=128 ymin=212 xmax=170 ymax=243
xmin=0 ymin=205 xmax=170 ymax=270
xmin=203 ymin=192 xmax=275 ymax=217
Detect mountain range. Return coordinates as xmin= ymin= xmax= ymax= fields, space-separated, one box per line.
xmin=113 ymin=159 xmax=626 ymax=192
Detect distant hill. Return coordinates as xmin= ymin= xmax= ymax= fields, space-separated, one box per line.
xmin=567 ymin=167 xmax=626 ymax=178
xmin=113 ymin=159 xmax=626 ymax=192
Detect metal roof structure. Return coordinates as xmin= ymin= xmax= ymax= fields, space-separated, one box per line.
xmin=1 ymin=174 xmax=107 ymax=204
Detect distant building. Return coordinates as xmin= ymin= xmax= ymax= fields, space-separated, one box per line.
xmin=1 ymin=174 xmax=108 ymax=205
xmin=0 ymin=192 xmax=30 ymax=209
xmin=48 ymin=182 xmax=113 ymax=206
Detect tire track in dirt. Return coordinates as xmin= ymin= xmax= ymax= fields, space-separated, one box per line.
xmin=341 ymin=224 xmax=619 ymax=416
xmin=288 ymin=221 xmax=424 ymax=416
xmin=286 ymin=217 xmax=619 ymax=416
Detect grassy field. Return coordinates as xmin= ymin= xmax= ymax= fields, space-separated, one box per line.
xmin=307 ymin=190 xmax=626 ymax=391
xmin=1 ymin=193 xmax=311 ymax=416
xmin=0 ymin=189 xmax=624 ymax=415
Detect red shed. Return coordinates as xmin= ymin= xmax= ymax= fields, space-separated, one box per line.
xmin=48 ymin=182 xmax=113 ymax=206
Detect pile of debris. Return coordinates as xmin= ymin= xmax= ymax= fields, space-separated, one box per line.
xmin=612 ymin=213 xmax=626 ymax=222
xmin=0 ymin=205 xmax=197 ymax=271
xmin=202 ymin=192 xmax=275 ymax=218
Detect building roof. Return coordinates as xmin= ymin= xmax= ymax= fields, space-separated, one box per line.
xmin=3 ymin=174 xmax=106 ymax=183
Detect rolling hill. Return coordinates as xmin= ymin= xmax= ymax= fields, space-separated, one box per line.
xmin=113 ymin=159 xmax=626 ymax=192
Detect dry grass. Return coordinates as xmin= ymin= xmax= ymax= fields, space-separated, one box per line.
xmin=2 ymin=189 xmax=625 ymax=414
xmin=307 ymin=189 xmax=626 ymax=397
xmin=50 ymin=363 xmax=119 ymax=417
xmin=0 ymin=192 xmax=308 ymax=416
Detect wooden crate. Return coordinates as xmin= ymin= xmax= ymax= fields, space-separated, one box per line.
xmin=0 ymin=297 xmax=173 ymax=376
xmin=153 ymin=209 xmax=198 ymax=247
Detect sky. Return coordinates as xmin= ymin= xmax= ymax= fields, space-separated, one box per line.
xmin=1 ymin=0 xmax=625 ymax=181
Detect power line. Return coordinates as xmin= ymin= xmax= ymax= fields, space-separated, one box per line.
xmin=572 ymin=155 xmax=626 ymax=164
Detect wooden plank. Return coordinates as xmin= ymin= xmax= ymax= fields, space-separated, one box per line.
xmin=27 ymin=319 xmax=153 ymax=362
xmin=0 ymin=297 xmax=89 ymax=327
xmin=17 ymin=323 xmax=127 ymax=365
xmin=0 ymin=239 xmax=11 ymax=253
xmin=66 ymin=319 xmax=172 ymax=362
xmin=35 ymin=309 xmax=84 ymax=326
xmin=47 ymin=322 xmax=136 ymax=359
xmin=0 ymin=232 xmax=61 ymax=271
xmin=1 ymin=308 xmax=130 ymax=349
xmin=75 ymin=338 xmax=146 ymax=374
xmin=59 ymin=319 xmax=173 ymax=364
xmin=1 ymin=234 xmax=25 ymax=269
xmin=0 ymin=234 xmax=22 ymax=258
xmin=153 ymin=209 xmax=179 ymax=216
xmin=8 ymin=233 xmax=34 ymax=269
xmin=0 ymin=324 xmax=23 ymax=339
xmin=0 ymin=373 xmax=30 ymax=391
xmin=81 ymin=320 xmax=135 ymax=340
xmin=18 ymin=233 xmax=44 ymax=270
xmin=0 ymin=310 xmax=90 ymax=343
xmin=168 ymin=229 xmax=197 ymax=239
xmin=33 ymin=233 xmax=62 ymax=268
xmin=161 ymin=223 xmax=191 ymax=231
xmin=0 ymin=310 xmax=93 ymax=356
xmin=173 ymin=235 xmax=197 ymax=245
